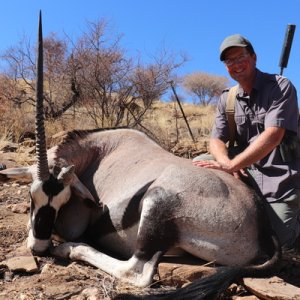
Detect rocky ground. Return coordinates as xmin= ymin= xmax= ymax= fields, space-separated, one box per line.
xmin=0 ymin=149 xmax=300 ymax=300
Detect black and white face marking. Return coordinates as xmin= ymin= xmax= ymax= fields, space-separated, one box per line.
xmin=27 ymin=173 xmax=72 ymax=253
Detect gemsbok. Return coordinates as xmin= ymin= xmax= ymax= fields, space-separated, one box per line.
xmin=0 ymin=12 xmax=281 ymax=300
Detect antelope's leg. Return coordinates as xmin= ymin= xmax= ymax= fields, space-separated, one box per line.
xmin=51 ymin=242 xmax=162 ymax=287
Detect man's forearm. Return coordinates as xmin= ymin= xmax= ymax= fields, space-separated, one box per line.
xmin=209 ymin=138 xmax=231 ymax=167
xmin=209 ymin=127 xmax=285 ymax=173
xmin=231 ymin=127 xmax=285 ymax=171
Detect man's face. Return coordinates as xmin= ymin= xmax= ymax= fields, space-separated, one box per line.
xmin=223 ymin=47 xmax=256 ymax=83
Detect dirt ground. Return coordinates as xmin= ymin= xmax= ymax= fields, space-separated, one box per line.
xmin=0 ymin=158 xmax=300 ymax=299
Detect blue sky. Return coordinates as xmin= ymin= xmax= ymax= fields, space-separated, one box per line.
xmin=0 ymin=0 xmax=299 ymax=102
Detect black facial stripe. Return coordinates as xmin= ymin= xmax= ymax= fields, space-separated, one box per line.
xmin=33 ymin=204 xmax=56 ymax=239
xmin=42 ymin=174 xmax=65 ymax=197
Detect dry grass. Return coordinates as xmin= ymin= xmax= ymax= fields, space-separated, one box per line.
xmin=0 ymin=105 xmax=35 ymax=143
xmin=0 ymin=100 xmax=216 ymax=157
xmin=142 ymin=101 xmax=215 ymax=156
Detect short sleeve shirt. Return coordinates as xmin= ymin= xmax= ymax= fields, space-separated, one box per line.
xmin=211 ymin=69 xmax=300 ymax=202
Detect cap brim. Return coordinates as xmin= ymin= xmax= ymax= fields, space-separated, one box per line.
xmin=220 ymin=44 xmax=248 ymax=61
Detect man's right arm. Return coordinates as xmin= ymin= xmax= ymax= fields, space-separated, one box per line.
xmin=209 ymin=138 xmax=231 ymax=168
xmin=209 ymin=126 xmax=285 ymax=175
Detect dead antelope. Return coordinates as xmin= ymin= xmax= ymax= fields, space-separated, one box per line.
xmin=0 ymin=12 xmax=281 ymax=299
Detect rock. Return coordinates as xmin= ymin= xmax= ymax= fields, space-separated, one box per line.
xmin=10 ymin=201 xmax=30 ymax=214
xmin=243 ymin=276 xmax=300 ymax=300
xmin=157 ymin=261 xmax=216 ymax=286
xmin=41 ymin=263 xmax=55 ymax=275
xmin=81 ymin=287 xmax=103 ymax=300
xmin=1 ymin=255 xmax=38 ymax=273
xmin=19 ymin=293 xmax=33 ymax=300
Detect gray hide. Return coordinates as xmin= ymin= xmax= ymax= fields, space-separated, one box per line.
xmin=0 ymin=128 xmax=263 ymax=287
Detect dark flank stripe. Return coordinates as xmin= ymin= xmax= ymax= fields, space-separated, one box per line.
xmin=134 ymin=187 xmax=180 ymax=261
xmin=121 ymin=181 xmax=154 ymax=229
xmin=85 ymin=181 xmax=154 ymax=243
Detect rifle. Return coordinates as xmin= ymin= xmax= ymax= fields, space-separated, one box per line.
xmin=279 ymin=24 xmax=296 ymax=75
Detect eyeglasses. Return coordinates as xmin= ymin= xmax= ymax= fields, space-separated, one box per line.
xmin=223 ymin=54 xmax=250 ymax=67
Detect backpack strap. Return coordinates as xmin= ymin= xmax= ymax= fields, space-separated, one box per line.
xmin=226 ymin=85 xmax=239 ymax=148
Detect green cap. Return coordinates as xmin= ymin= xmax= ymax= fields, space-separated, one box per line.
xmin=219 ymin=34 xmax=254 ymax=61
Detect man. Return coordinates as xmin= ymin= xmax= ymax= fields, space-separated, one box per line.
xmin=193 ymin=34 xmax=300 ymax=250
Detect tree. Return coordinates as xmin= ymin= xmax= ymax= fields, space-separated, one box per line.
xmin=0 ymin=33 xmax=79 ymax=118
xmin=128 ymin=51 xmax=183 ymax=128
xmin=182 ymin=72 xmax=229 ymax=105
xmin=0 ymin=19 xmax=185 ymax=129
xmin=70 ymin=21 xmax=186 ymax=127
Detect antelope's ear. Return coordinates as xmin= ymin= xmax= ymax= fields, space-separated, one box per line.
xmin=0 ymin=167 xmax=33 ymax=183
xmin=71 ymin=174 xmax=96 ymax=204
xmin=57 ymin=165 xmax=75 ymax=185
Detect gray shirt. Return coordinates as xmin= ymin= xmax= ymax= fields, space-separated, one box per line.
xmin=211 ymin=69 xmax=300 ymax=203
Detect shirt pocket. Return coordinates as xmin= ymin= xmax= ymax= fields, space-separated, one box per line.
xmin=234 ymin=115 xmax=248 ymax=139
xmin=252 ymin=114 xmax=265 ymax=133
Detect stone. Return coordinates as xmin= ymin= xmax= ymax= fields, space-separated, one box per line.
xmin=243 ymin=276 xmax=300 ymax=300
xmin=157 ymin=261 xmax=216 ymax=286
xmin=1 ymin=255 xmax=38 ymax=273
xmin=10 ymin=201 xmax=30 ymax=214
xmin=81 ymin=287 xmax=103 ymax=300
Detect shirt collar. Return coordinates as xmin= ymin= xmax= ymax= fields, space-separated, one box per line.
xmin=235 ymin=68 xmax=262 ymax=98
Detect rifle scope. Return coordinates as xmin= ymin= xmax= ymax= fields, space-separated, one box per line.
xmin=279 ymin=24 xmax=296 ymax=75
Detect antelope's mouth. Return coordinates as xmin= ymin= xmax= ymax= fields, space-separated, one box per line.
xmin=27 ymin=228 xmax=53 ymax=255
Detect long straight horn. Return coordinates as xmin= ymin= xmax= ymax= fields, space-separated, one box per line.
xmin=35 ymin=11 xmax=50 ymax=181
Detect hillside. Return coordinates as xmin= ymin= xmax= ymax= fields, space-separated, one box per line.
xmin=0 ymin=100 xmax=216 ymax=162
